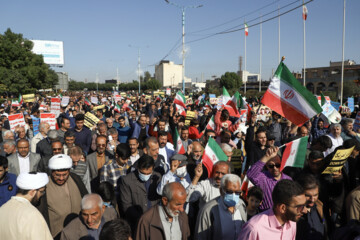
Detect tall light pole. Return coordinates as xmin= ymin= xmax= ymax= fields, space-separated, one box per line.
xmin=340 ymin=0 xmax=346 ymax=105
xmin=129 ymin=45 xmax=148 ymax=94
xmin=165 ymin=0 xmax=203 ymax=93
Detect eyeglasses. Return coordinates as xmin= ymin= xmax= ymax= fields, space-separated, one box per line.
xmin=286 ymin=204 xmax=306 ymax=212
xmin=267 ymin=163 xmax=281 ymax=169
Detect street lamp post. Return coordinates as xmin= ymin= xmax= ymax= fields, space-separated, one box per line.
xmin=165 ymin=0 xmax=203 ymax=93
xmin=129 ymin=45 xmax=148 ymax=94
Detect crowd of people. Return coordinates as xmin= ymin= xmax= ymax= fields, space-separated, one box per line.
xmin=0 ymin=90 xmax=359 ymax=240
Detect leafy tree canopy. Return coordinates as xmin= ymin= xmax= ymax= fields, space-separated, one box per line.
xmin=220 ymin=72 xmax=242 ymax=91
xmin=0 ymin=28 xmax=58 ymax=94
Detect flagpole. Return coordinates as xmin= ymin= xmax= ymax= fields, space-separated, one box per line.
xmin=278 ymin=5 xmax=280 ymax=63
xmin=244 ymin=20 xmax=247 ymax=95
xmin=303 ymin=0 xmax=306 ymax=86
xmin=259 ymin=14 xmax=262 ymax=93
xmin=340 ymin=0 xmax=346 ymax=105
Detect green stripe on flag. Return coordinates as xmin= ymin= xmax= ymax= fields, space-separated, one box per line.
xmin=274 ymin=62 xmax=322 ymax=113
xmin=293 ymin=136 xmax=308 ymax=168
xmin=207 ymin=137 xmax=228 ymax=161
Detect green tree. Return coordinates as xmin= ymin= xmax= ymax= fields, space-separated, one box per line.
xmin=144 ymin=78 xmax=161 ymax=90
xmin=0 ymin=28 xmax=58 ymax=94
xmin=220 ymin=72 xmax=242 ymax=90
xmin=343 ymin=80 xmax=360 ymax=98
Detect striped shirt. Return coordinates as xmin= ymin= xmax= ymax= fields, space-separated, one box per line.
xmin=100 ymin=159 xmax=131 ymax=189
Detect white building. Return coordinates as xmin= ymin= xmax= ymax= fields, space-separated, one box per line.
xmin=155 ymin=60 xmax=191 ymax=88
xmin=239 ymin=70 xmax=260 ymax=83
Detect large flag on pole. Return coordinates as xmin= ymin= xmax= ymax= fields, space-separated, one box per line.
xmin=174 ymin=91 xmax=186 ymax=109
xmin=222 ymin=87 xmax=232 ymax=106
xmin=245 ymin=23 xmax=249 ymax=36
xmin=302 ymin=5 xmax=308 ymax=20
xmin=261 ymin=62 xmax=322 ymax=126
xmin=280 ymin=136 xmax=308 ymax=171
xmin=202 ymin=137 xmax=228 ymax=175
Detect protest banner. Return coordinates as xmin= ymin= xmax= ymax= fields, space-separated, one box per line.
xmin=93 ymin=105 xmax=105 ymax=111
xmin=101 ymin=97 xmax=107 ymax=103
xmin=317 ymin=96 xmax=330 ymax=106
xmin=50 ymin=98 xmax=61 ymax=117
xmin=330 ymin=101 xmax=341 ymax=111
xmin=40 ymin=113 xmax=57 ymax=130
xmin=354 ymin=112 xmax=360 ymax=132
xmin=348 ymin=97 xmax=354 ymax=112
xmin=186 ymin=98 xmax=193 ymax=105
xmin=8 ymin=113 xmax=26 ymax=131
xmin=23 ymin=94 xmax=35 ymax=103
xmin=91 ymin=96 xmax=98 ymax=105
xmin=114 ymin=95 xmax=122 ymax=103
xmin=321 ymin=102 xmax=341 ymax=123
xmin=185 ymin=111 xmax=196 ymax=126
xmin=252 ymin=105 xmax=272 ymax=122
xmin=322 ymin=146 xmax=355 ymax=174
xmin=166 ymin=88 xmax=171 ymax=96
xmin=61 ymin=96 xmax=70 ymax=106
xmin=84 ymin=112 xmax=99 ymax=129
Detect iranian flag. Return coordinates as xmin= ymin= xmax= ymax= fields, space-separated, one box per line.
xmin=205 ymin=101 xmax=212 ymax=109
xmin=279 ymin=136 xmax=308 ymax=172
xmin=174 ymin=91 xmax=186 ymax=109
xmin=174 ymin=128 xmax=186 ymax=154
xmin=114 ymin=104 xmax=121 ymax=113
xmin=84 ymin=97 xmax=91 ymax=106
xmin=206 ymin=115 xmax=215 ymax=130
xmin=241 ymin=175 xmax=254 ymax=200
xmin=195 ymin=95 xmax=205 ymax=106
xmin=12 ymin=94 xmax=23 ymax=107
xmin=261 ymin=62 xmax=322 ymax=126
xmin=202 ymin=137 xmax=228 ymax=175
xmin=245 ymin=23 xmax=249 ymax=36
xmin=225 ymin=91 xmax=243 ymax=118
xmin=302 ymin=5 xmax=308 ymax=20
xmin=222 ymin=87 xmax=232 ymax=106
xmin=320 ymin=92 xmax=326 ymax=106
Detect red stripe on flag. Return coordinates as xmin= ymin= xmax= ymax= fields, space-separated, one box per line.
xmin=261 ymin=90 xmax=309 ymax=126
xmin=280 ymin=141 xmax=292 ymax=171
xmin=202 ymin=152 xmax=214 ymax=177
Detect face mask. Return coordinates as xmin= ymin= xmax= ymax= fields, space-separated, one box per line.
xmin=223 ymin=193 xmax=240 ymax=207
xmin=176 ymin=166 xmax=187 ymax=178
xmin=138 ymin=171 xmax=152 ymax=182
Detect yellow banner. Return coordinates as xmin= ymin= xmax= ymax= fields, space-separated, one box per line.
xmin=185 ymin=110 xmax=195 ymax=126
xmin=322 ymin=146 xmax=355 ymax=174
xmin=84 ymin=112 xmax=100 ymax=129
xmin=23 ymin=94 xmax=35 ymax=103
xmin=93 ymin=105 xmax=105 ymax=111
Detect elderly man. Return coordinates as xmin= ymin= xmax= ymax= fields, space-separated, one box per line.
xmin=341 ymin=118 xmax=360 ymax=142
xmin=0 ymin=172 xmax=52 ymax=240
xmin=60 ymin=194 xmax=117 ymax=240
xmin=324 ymin=123 xmax=343 ymax=156
xmin=37 ymin=154 xmax=88 ymax=239
xmin=7 ymin=139 xmax=41 ymax=176
xmin=2 ymin=139 xmax=16 ymax=157
xmin=36 ymin=129 xmax=60 ymax=159
xmin=118 ymin=155 xmax=161 ymax=234
xmin=239 ymin=180 xmax=307 ymax=240
xmin=30 ymin=122 xmax=50 ymax=153
xmin=136 ymin=182 xmax=190 ymax=240
xmin=87 ymin=135 xmax=114 ymax=190
xmin=247 ymin=146 xmax=292 ymax=211
xmin=187 ymin=161 xmax=230 ymax=209
xmin=195 ymin=174 xmax=247 ymax=240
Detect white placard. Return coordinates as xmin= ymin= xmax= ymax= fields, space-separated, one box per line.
xmin=51 ymin=98 xmax=61 ymax=117
xmin=61 ymin=96 xmax=70 ymax=107
xmin=8 ymin=114 xmax=26 ymax=131
xmin=40 ymin=113 xmax=57 ymax=130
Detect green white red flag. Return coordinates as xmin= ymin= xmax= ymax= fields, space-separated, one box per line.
xmin=206 ymin=115 xmax=215 ymax=131
xmin=11 ymin=94 xmax=23 ymax=107
xmin=202 ymin=137 xmax=228 ymax=175
xmin=174 ymin=91 xmax=186 ymax=109
xmin=225 ymin=91 xmax=244 ymax=118
xmin=205 ymin=101 xmax=212 ymax=109
xmin=302 ymin=5 xmax=308 ymax=20
xmin=84 ymin=97 xmax=91 ymax=106
xmin=280 ymin=136 xmax=308 ymax=171
xmin=114 ymin=104 xmax=121 ymax=113
xmin=174 ymin=128 xmax=186 ymax=154
xmin=245 ymin=23 xmax=249 ymax=36
xmin=261 ymin=62 xmax=322 ymax=126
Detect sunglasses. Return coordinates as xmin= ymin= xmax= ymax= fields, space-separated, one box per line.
xmin=267 ymin=163 xmax=281 ymax=169
xmin=225 ymin=190 xmax=242 ymax=195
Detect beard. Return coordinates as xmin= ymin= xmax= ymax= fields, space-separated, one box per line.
xmin=285 ymin=208 xmax=301 ymax=222
xmin=164 ymin=205 xmax=180 ymax=218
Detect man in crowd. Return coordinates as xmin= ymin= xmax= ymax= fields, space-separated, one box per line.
xmin=37 ymin=154 xmax=88 ymax=239
xmin=149 ymin=118 xmax=173 ymax=144
xmin=239 ymin=179 xmax=307 ymax=239
xmin=186 ymin=141 xmax=208 ymax=181
xmin=57 ymin=117 xmax=71 ymax=139
xmin=131 ymin=115 xmax=148 ymax=148
xmin=158 ymin=130 xmax=175 ymax=165
xmin=2 ymin=139 xmax=16 ymax=157
xmin=128 ymin=137 xmax=142 ymax=165
xmin=69 ymin=145 xmax=91 ymax=193
xmin=136 ymin=182 xmax=190 ymax=240
xmin=72 ymin=113 xmax=92 ymax=155
xmin=0 ymin=172 xmax=52 ymax=239
xmin=60 ymin=193 xmax=117 ymax=240
xmin=37 ymin=140 xmax=63 ymax=173
xmin=117 ymin=116 xmax=131 ymax=144
xmin=63 ymin=130 xmax=76 ymax=155
xmin=0 ymin=156 xmax=17 ymax=206
xmin=36 ymin=129 xmax=60 ymax=159
xmin=195 ymin=174 xmax=247 ymax=240
xmin=118 ymin=155 xmax=161 ymax=234
xmin=324 ymin=123 xmax=343 ymax=156
xmin=180 ymin=126 xmax=192 ymax=152
xmin=8 ymin=139 xmax=41 ymax=176
xmin=142 ymin=136 xmax=168 ymax=175
xmin=30 ymin=122 xmax=50 ymax=153
xmin=341 ymin=118 xmax=360 ymax=142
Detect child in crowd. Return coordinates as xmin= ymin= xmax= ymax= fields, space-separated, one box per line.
xmin=246 ymin=186 xmax=263 ymax=220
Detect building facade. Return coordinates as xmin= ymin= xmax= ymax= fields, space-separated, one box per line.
xmin=155 ymin=60 xmax=191 ymax=88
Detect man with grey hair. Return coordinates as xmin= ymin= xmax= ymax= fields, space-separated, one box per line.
xmin=30 ymin=122 xmax=50 ymax=153
xmin=0 ymin=130 xmax=15 ymax=156
xmin=195 ymin=173 xmax=247 ymax=240
xmin=36 ymin=129 xmax=60 ymax=159
xmin=341 ymin=118 xmax=360 ymax=142
xmin=324 ymin=123 xmax=343 ymax=157
xmin=187 ymin=161 xmax=230 ymax=209
xmin=136 ymin=182 xmax=190 ymax=240
xmin=2 ymin=139 xmax=16 ymax=157
xmin=60 ymin=193 xmax=117 ymax=240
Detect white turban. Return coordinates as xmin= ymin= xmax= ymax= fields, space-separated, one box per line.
xmin=16 ymin=172 xmax=49 ymax=190
xmin=48 ymin=154 xmax=73 ymax=170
